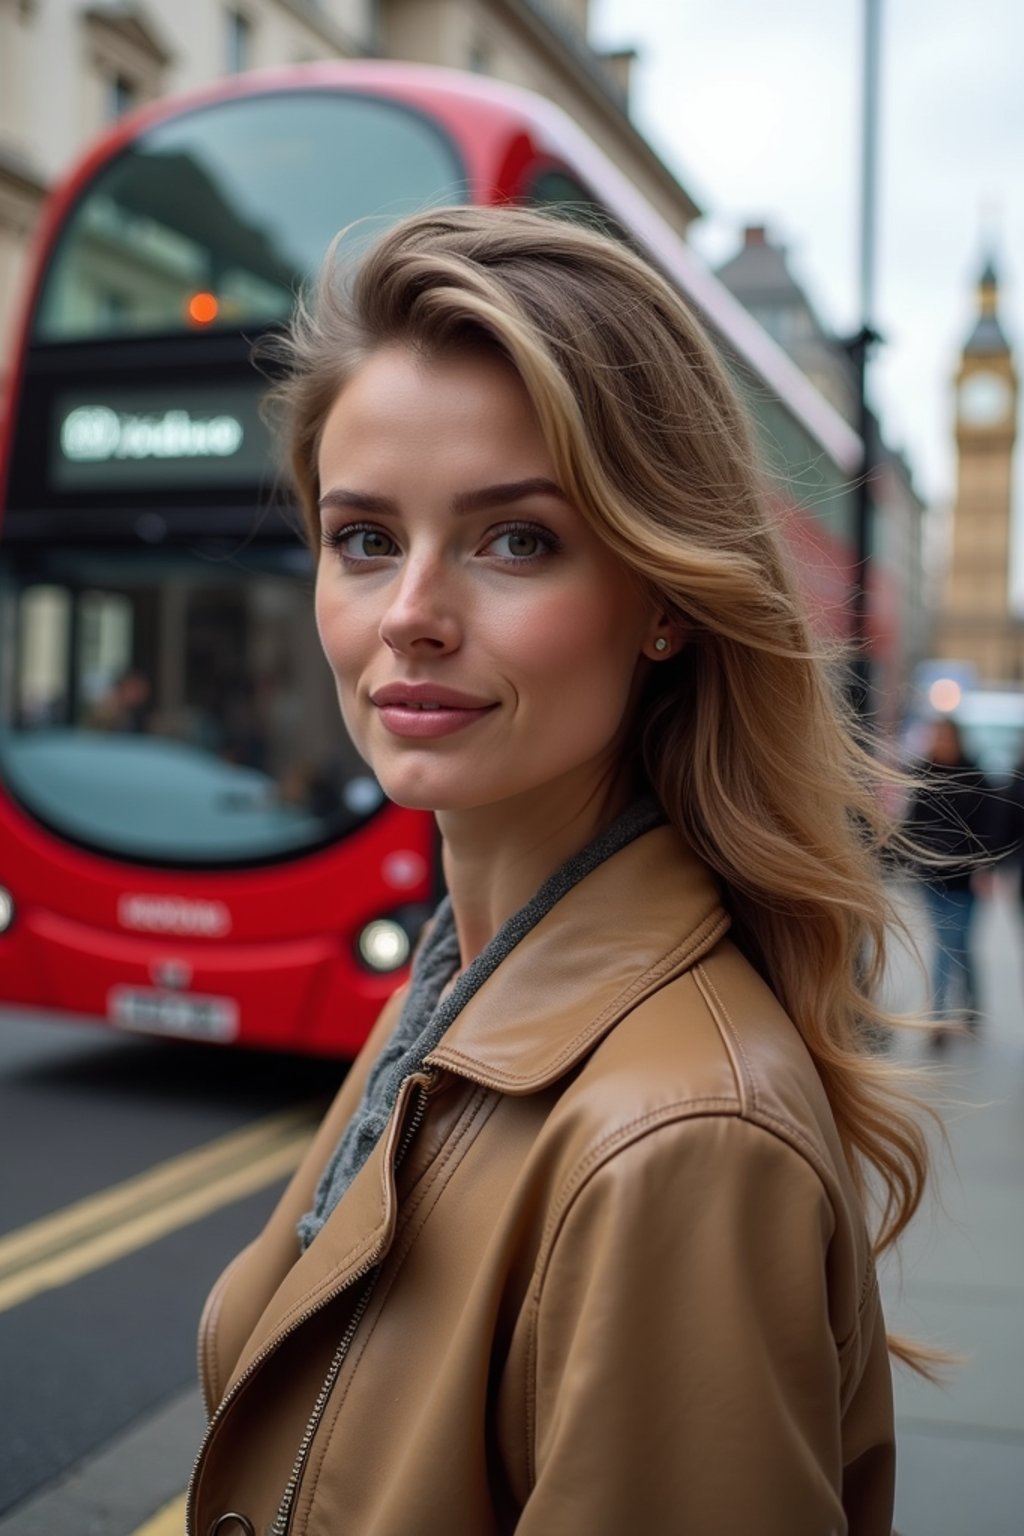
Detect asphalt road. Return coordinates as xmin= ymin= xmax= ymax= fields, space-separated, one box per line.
xmin=0 ymin=1012 xmax=347 ymax=1521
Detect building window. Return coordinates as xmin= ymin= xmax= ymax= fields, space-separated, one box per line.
xmin=226 ymin=9 xmax=253 ymax=74
xmin=106 ymin=72 xmax=137 ymax=120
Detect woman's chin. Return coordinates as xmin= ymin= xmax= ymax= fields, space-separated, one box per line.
xmin=375 ymin=772 xmax=503 ymax=816
xmin=373 ymin=774 xmax=467 ymax=814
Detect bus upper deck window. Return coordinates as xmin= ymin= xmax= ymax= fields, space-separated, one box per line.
xmin=33 ymin=92 xmax=467 ymax=344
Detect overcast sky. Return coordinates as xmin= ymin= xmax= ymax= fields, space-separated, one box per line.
xmin=590 ymin=0 xmax=1022 ymax=520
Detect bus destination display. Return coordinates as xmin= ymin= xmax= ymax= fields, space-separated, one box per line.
xmin=52 ymin=381 xmax=270 ymax=492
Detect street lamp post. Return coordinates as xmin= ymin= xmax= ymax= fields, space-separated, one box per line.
xmin=849 ymin=0 xmax=882 ymax=717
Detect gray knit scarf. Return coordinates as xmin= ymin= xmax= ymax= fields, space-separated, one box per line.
xmin=297 ymin=796 xmax=665 ymax=1250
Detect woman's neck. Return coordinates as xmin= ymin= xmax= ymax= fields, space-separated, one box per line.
xmin=437 ymin=769 xmax=634 ymax=968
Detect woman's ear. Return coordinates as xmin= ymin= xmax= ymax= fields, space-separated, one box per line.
xmin=642 ymin=615 xmax=685 ymax=661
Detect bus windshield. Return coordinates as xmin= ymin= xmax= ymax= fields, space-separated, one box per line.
xmin=0 ymin=546 xmax=384 ymax=866
xmin=34 ymin=91 xmax=467 ymax=342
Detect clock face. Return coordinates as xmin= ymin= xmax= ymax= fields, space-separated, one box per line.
xmin=959 ymin=370 xmax=1012 ymax=426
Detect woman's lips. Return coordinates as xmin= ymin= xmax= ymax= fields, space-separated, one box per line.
xmin=374 ymin=702 xmax=498 ymax=739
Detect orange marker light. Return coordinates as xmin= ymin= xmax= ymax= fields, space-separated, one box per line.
xmin=187 ymin=291 xmax=219 ymax=326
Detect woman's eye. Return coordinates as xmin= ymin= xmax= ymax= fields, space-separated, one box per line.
xmin=352 ymin=530 xmax=395 ymax=558
xmin=325 ymin=525 xmax=397 ymax=560
xmin=487 ymin=526 xmax=555 ymax=562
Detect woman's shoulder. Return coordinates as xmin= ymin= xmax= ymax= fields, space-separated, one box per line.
xmin=561 ymin=934 xmax=855 ymax=1204
xmin=536 ymin=934 xmax=875 ymax=1340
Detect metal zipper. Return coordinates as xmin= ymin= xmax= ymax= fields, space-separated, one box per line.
xmin=267 ymin=1075 xmax=434 ymax=1536
xmin=392 ymin=1072 xmax=435 ymax=1169
xmin=186 ymin=1071 xmax=436 ymax=1536
xmin=267 ymin=1271 xmax=377 ymax=1536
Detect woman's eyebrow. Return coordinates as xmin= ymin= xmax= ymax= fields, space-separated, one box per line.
xmin=318 ymin=488 xmax=395 ymax=515
xmin=451 ymin=477 xmax=566 ymax=513
xmin=318 ymin=478 xmax=565 ymax=516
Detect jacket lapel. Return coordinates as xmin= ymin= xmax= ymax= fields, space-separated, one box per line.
xmin=426 ymin=823 xmax=729 ymax=1092
xmin=228 ymin=1066 xmax=431 ymax=1385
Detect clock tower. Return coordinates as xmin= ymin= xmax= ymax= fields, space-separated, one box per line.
xmin=936 ymin=258 xmax=1020 ymax=680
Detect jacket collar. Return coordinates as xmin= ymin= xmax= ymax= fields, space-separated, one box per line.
xmin=425 ymin=823 xmax=729 ymax=1093
xmin=227 ymin=824 xmax=728 ymax=1381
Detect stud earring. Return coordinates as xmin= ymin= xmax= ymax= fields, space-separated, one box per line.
xmin=654 ymin=637 xmax=669 ymax=654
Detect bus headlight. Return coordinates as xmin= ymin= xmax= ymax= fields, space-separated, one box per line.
xmin=357 ymin=918 xmax=412 ymax=973
xmin=0 ymin=887 xmax=14 ymax=933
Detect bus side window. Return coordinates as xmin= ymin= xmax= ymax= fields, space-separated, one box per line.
xmin=16 ymin=585 xmax=72 ymax=728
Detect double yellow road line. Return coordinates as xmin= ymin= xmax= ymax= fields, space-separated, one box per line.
xmin=0 ymin=1103 xmax=319 ymax=1314
xmin=133 ymin=1493 xmax=188 ymax=1536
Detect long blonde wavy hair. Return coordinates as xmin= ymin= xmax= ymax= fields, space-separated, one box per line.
xmin=268 ymin=205 xmax=936 ymax=1374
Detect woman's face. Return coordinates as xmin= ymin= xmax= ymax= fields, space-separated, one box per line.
xmin=314 ymin=345 xmax=668 ymax=815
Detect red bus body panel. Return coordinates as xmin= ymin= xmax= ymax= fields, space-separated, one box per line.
xmin=0 ymin=787 xmax=434 ymax=1056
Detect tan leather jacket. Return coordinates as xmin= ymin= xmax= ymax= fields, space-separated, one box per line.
xmin=190 ymin=825 xmax=894 ymax=1536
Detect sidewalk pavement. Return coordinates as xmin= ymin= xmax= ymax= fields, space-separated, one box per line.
xmin=0 ymin=1389 xmax=202 ymax=1536
xmin=879 ymin=878 xmax=1024 ymax=1536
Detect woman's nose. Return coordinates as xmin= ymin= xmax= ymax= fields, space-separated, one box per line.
xmin=378 ymin=560 xmax=462 ymax=656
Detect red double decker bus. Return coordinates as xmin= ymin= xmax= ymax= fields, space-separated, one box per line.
xmin=0 ymin=62 xmax=863 ymax=1055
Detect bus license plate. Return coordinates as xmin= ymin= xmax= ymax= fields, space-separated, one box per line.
xmin=108 ymin=986 xmax=239 ymax=1043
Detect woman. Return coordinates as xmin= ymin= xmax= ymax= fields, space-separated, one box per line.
xmin=189 ymin=207 xmax=932 ymax=1536
xmin=999 ymin=749 xmax=1024 ymax=908
xmin=904 ymin=715 xmax=994 ymax=1039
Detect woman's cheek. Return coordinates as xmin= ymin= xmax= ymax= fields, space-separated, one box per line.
xmin=315 ymin=603 xmax=365 ymax=733
xmin=500 ymin=587 xmax=596 ymax=673
xmin=313 ymin=578 xmax=336 ymax=667
xmin=521 ymin=586 xmax=637 ymax=691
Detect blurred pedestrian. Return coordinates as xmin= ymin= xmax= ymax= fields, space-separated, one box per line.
xmin=995 ymin=753 xmax=1024 ymax=912
xmin=904 ymin=716 xmax=996 ymax=1041
xmin=190 ymin=207 xmax=937 ymax=1536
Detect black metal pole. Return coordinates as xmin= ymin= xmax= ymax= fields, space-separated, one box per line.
xmin=849 ymin=0 xmax=882 ymax=718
